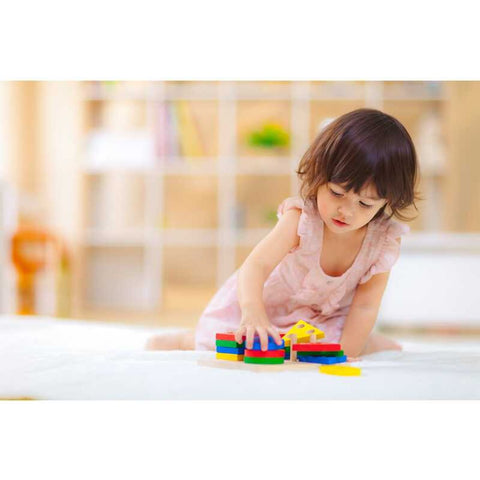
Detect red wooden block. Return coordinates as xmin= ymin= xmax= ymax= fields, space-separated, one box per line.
xmin=216 ymin=333 xmax=246 ymax=342
xmin=244 ymin=349 xmax=285 ymax=358
xmin=292 ymin=343 xmax=341 ymax=352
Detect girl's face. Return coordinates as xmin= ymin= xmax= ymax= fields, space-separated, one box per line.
xmin=316 ymin=181 xmax=388 ymax=235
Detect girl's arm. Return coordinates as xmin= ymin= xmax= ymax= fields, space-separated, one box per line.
xmin=340 ymin=271 xmax=391 ymax=358
xmin=341 ymin=237 xmax=401 ymax=358
xmin=236 ymin=208 xmax=301 ymax=350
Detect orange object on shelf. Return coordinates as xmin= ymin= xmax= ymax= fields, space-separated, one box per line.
xmin=11 ymin=228 xmax=59 ymax=315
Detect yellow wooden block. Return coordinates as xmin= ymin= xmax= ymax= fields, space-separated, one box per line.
xmin=319 ymin=365 xmax=362 ymax=376
xmin=216 ymin=352 xmax=244 ymax=362
xmin=282 ymin=320 xmax=325 ymax=346
xmin=283 ymin=332 xmax=325 ymax=347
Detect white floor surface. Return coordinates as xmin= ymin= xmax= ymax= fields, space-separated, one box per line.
xmin=1 ymin=315 xmax=479 ymax=400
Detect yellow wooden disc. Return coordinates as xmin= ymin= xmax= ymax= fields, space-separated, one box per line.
xmin=216 ymin=352 xmax=244 ymax=362
xmin=319 ymin=365 xmax=361 ymax=376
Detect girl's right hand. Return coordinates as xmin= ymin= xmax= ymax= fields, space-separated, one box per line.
xmin=234 ymin=305 xmax=283 ymax=351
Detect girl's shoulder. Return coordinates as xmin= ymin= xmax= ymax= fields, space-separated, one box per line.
xmin=369 ymin=211 xmax=411 ymax=241
xmin=276 ymin=196 xmax=318 ymax=218
xmin=276 ymin=196 xmax=319 ymax=250
xmin=277 ymin=196 xmax=305 ymax=215
xmin=358 ymin=213 xmax=410 ymax=284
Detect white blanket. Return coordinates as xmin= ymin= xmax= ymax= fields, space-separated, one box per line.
xmin=1 ymin=315 xmax=479 ymax=400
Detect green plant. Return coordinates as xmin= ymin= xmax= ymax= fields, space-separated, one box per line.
xmin=248 ymin=123 xmax=290 ymax=149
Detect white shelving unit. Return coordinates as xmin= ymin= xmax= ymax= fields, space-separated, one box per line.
xmin=80 ymin=81 xmax=447 ymax=314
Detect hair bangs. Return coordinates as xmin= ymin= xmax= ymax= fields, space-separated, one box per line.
xmin=296 ymin=108 xmax=421 ymax=222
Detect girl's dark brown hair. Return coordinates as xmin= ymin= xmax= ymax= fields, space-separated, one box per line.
xmin=296 ymin=108 xmax=422 ymax=222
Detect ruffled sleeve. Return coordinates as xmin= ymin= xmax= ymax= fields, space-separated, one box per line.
xmin=276 ymin=196 xmax=316 ymax=252
xmin=277 ymin=196 xmax=304 ymax=219
xmin=359 ymin=219 xmax=410 ymax=284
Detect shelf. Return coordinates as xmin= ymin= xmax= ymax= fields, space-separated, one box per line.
xmin=78 ymin=80 xmax=449 ymax=319
xmin=84 ymin=228 xmax=273 ymax=247
xmin=84 ymin=81 xmax=447 ymax=103
xmin=83 ymin=157 xmax=296 ymax=176
xmin=85 ymin=229 xmax=160 ymax=246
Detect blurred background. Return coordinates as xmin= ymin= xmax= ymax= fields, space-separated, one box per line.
xmin=0 ymin=80 xmax=479 ymax=336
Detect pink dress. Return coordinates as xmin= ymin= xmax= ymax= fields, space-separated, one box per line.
xmin=195 ymin=196 xmax=410 ymax=350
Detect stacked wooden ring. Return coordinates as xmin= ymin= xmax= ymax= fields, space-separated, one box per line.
xmin=293 ymin=343 xmax=347 ymax=364
xmin=244 ymin=336 xmax=285 ymax=364
xmin=215 ymin=333 xmax=246 ymax=361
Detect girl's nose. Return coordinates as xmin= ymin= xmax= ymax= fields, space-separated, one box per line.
xmin=338 ymin=206 xmax=353 ymax=220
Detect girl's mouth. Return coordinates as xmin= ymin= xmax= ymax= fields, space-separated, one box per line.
xmin=333 ymin=218 xmax=348 ymax=227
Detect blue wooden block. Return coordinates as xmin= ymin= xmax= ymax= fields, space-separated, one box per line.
xmin=216 ymin=346 xmax=245 ymax=355
xmin=297 ymin=355 xmax=347 ymax=364
xmin=247 ymin=337 xmax=285 ymax=351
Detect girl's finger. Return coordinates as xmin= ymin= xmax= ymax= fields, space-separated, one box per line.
xmin=246 ymin=327 xmax=255 ymax=350
xmin=256 ymin=327 xmax=268 ymax=351
xmin=234 ymin=327 xmax=245 ymax=344
xmin=267 ymin=326 xmax=283 ymax=345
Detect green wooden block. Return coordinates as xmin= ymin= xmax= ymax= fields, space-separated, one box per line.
xmin=244 ymin=356 xmax=285 ymax=365
xmin=297 ymin=350 xmax=344 ymax=357
xmin=216 ymin=339 xmax=244 ymax=348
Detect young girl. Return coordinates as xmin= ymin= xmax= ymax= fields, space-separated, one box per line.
xmin=146 ymin=108 xmax=420 ymax=359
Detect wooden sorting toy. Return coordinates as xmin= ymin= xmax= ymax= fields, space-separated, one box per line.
xmin=216 ymin=353 xmax=244 ymax=361
xmin=216 ymin=339 xmax=245 ymax=348
xmin=292 ymin=343 xmax=341 ymax=352
xmin=216 ymin=333 xmax=246 ymax=342
xmin=216 ymin=346 xmax=245 ymax=355
xmin=244 ymin=349 xmax=285 ymax=358
xmin=243 ymin=335 xmax=285 ymax=364
xmin=215 ymin=332 xmax=245 ymax=361
xmin=319 ymin=365 xmax=362 ymax=376
xmin=297 ymin=355 xmax=347 ymax=364
xmin=244 ymin=356 xmax=284 ymax=365
xmin=214 ymin=327 xmax=358 ymax=373
xmin=282 ymin=320 xmax=325 ymax=347
xmin=247 ymin=337 xmax=285 ymax=351
xmin=297 ymin=350 xmax=344 ymax=357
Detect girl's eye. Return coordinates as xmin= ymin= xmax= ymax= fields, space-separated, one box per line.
xmin=330 ymin=188 xmax=373 ymax=208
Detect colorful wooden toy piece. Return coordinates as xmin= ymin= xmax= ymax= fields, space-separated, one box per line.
xmin=216 ymin=353 xmax=244 ymax=362
xmin=282 ymin=320 xmax=325 ymax=346
xmin=247 ymin=337 xmax=284 ymax=351
xmin=244 ymin=349 xmax=285 ymax=358
xmin=319 ymin=365 xmax=362 ymax=376
xmin=244 ymin=356 xmax=284 ymax=365
xmin=216 ymin=333 xmax=246 ymax=342
xmin=297 ymin=355 xmax=347 ymax=364
xmin=292 ymin=343 xmax=341 ymax=352
xmin=216 ymin=346 xmax=245 ymax=355
xmin=216 ymin=339 xmax=245 ymax=348
xmin=297 ymin=350 xmax=344 ymax=357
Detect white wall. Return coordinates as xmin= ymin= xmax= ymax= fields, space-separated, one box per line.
xmin=378 ymin=233 xmax=480 ymax=326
